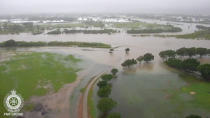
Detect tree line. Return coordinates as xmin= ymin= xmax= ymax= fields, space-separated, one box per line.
xmin=159 ymin=47 xmax=210 ymax=81
xmin=96 ymin=68 xmax=121 ymax=118
xmin=121 ymin=53 xmax=154 ymax=68
xmin=0 ymin=40 xmax=111 ymax=48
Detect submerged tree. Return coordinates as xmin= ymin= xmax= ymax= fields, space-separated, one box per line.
xmin=165 ymin=58 xmax=183 ymax=69
xmin=109 ymin=48 xmax=114 ymax=53
xmin=125 ymin=48 xmax=130 ymax=54
xmin=97 ymin=98 xmax=117 ymax=113
xmin=121 ymin=59 xmax=137 ymax=68
xmin=101 ymin=74 xmax=113 ymax=81
xmin=182 ymin=58 xmax=200 ymax=72
xmin=186 ymin=47 xmax=197 ymax=58
xmin=176 ymin=47 xmax=188 ymax=57
xmin=97 ymin=85 xmax=112 ymax=97
xmin=111 ymin=68 xmax=118 ymax=76
xmin=137 ymin=56 xmax=144 ymax=63
xmin=159 ymin=50 xmax=176 ymax=60
xmin=97 ymin=80 xmax=108 ymax=88
xmin=196 ymin=48 xmax=207 ymax=57
xmin=143 ymin=53 xmax=154 ymax=62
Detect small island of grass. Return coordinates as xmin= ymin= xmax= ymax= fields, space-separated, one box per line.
xmin=0 ymin=40 xmax=111 ymax=48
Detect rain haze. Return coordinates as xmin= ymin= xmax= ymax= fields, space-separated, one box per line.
xmin=0 ymin=0 xmax=210 ymax=15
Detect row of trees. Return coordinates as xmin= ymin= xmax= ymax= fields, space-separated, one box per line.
xmin=121 ymin=53 xmax=154 ymax=68
xmin=96 ymin=69 xmax=121 ymax=118
xmin=160 ymin=49 xmax=210 ymax=81
xmin=159 ymin=47 xmax=210 ymax=60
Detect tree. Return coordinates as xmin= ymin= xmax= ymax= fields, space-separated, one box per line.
xmin=137 ymin=56 xmax=144 ymax=63
xmin=2 ymin=39 xmax=17 ymax=47
xmin=182 ymin=58 xmax=200 ymax=72
xmin=107 ymin=112 xmax=121 ymax=118
xmin=97 ymin=98 xmax=117 ymax=113
xmin=109 ymin=49 xmax=114 ymax=53
xmin=101 ymin=74 xmax=113 ymax=81
xmin=143 ymin=53 xmax=154 ymax=62
xmin=176 ymin=47 xmax=188 ymax=57
xmin=159 ymin=50 xmax=176 ymax=60
xmin=125 ymin=48 xmax=130 ymax=54
xmin=196 ymin=48 xmax=207 ymax=57
xmin=121 ymin=59 xmax=137 ymax=68
xmin=97 ymin=80 xmax=108 ymax=88
xmin=97 ymin=85 xmax=112 ymax=97
xmin=185 ymin=114 xmax=202 ymax=118
xmin=186 ymin=47 xmax=197 ymax=57
xmin=197 ymin=64 xmax=210 ymax=81
xmin=111 ymin=68 xmax=118 ymax=76
xmin=165 ymin=58 xmax=182 ymax=69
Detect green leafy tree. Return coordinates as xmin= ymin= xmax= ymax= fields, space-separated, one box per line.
xmin=143 ymin=53 xmax=154 ymax=62
xmin=111 ymin=68 xmax=118 ymax=76
xmin=97 ymin=85 xmax=112 ymax=97
xmin=182 ymin=58 xmax=200 ymax=71
xmin=97 ymin=98 xmax=117 ymax=113
xmin=2 ymin=39 xmax=17 ymax=47
xmin=197 ymin=64 xmax=210 ymax=81
xmin=196 ymin=48 xmax=207 ymax=57
xmin=109 ymin=49 xmax=114 ymax=53
xmin=165 ymin=58 xmax=182 ymax=69
xmin=186 ymin=47 xmax=197 ymax=57
xmin=137 ymin=56 xmax=144 ymax=63
xmin=185 ymin=114 xmax=202 ymax=118
xmin=97 ymin=80 xmax=108 ymax=88
xmin=107 ymin=112 xmax=121 ymax=118
xmin=176 ymin=47 xmax=188 ymax=57
xmin=121 ymin=59 xmax=137 ymax=68
xmin=101 ymin=74 xmax=113 ymax=81
xmin=159 ymin=50 xmax=176 ymax=59
xmin=125 ymin=48 xmax=130 ymax=53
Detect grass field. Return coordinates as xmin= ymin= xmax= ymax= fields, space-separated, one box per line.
xmin=168 ymin=72 xmax=210 ymax=112
xmin=88 ymin=86 xmax=97 ymax=118
xmin=0 ymin=52 xmax=81 ymax=115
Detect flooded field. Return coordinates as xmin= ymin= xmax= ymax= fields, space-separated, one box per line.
xmin=0 ymin=21 xmax=210 ymax=118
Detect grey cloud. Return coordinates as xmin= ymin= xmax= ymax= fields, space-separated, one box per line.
xmin=0 ymin=0 xmax=210 ymax=15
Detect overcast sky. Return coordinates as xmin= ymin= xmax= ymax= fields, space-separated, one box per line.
xmin=0 ymin=0 xmax=210 ymax=15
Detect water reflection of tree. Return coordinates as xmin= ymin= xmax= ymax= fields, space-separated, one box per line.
xmin=138 ymin=62 xmax=154 ymax=71
xmin=123 ymin=62 xmax=154 ymax=73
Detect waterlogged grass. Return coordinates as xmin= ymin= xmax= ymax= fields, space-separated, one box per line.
xmin=88 ymin=86 xmax=97 ymax=118
xmin=175 ymin=30 xmax=210 ymax=40
xmin=0 ymin=40 xmax=111 ymax=48
xmin=175 ymin=74 xmax=210 ymax=110
xmin=0 ymin=52 xmax=81 ymax=115
xmin=154 ymin=30 xmax=210 ymax=40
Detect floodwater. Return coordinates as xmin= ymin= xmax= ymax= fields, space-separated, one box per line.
xmin=0 ymin=22 xmax=210 ymax=118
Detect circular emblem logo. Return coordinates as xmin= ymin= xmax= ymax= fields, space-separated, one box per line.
xmin=4 ymin=90 xmax=24 ymax=112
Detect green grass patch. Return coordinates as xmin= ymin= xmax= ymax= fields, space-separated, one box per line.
xmin=0 ymin=40 xmax=111 ymax=48
xmin=154 ymin=29 xmax=210 ymax=40
xmin=0 ymin=52 xmax=81 ymax=115
xmin=88 ymin=86 xmax=97 ymax=118
xmin=169 ymin=73 xmax=210 ymax=111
